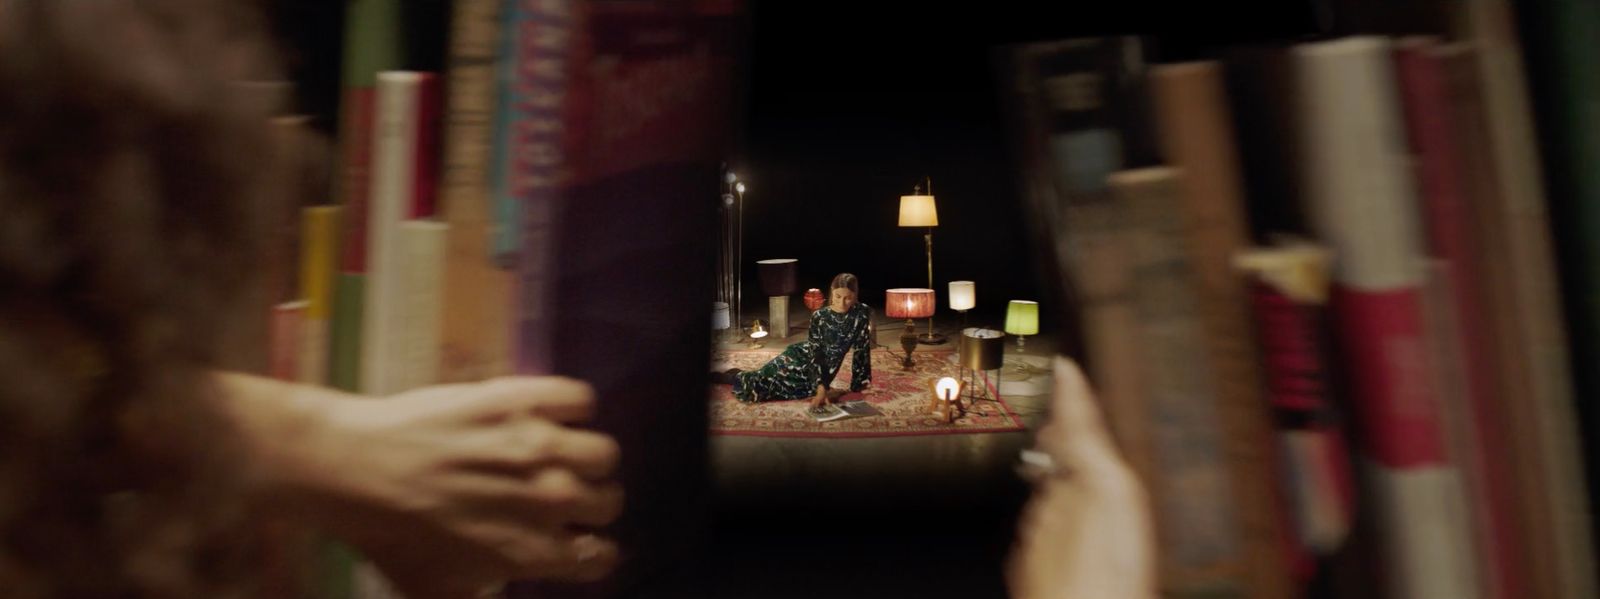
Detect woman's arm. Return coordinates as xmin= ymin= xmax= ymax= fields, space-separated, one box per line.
xmin=849 ymin=308 xmax=873 ymax=391
xmin=212 ymin=372 xmax=624 ymax=597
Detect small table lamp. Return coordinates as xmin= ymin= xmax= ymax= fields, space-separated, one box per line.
xmin=928 ymin=376 xmax=967 ymax=423
xmin=748 ymin=319 xmax=768 ymax=349
xmin=898 ymin=183 xmax=945 ymax=345
xmin=886 ymin=288 xmax=935 ymax=369
xmin=711 ymin=302 xmax=731 ymax=332
xmin=960 ymin=327 xmax=1006 ymax=402
xmin=757 ymin=258 xmax=798 ymax=338
xmin=949 ymin=281 xmax=976 ymax=334
xmin=1004 ymin=300 xmax=1039 ymax=377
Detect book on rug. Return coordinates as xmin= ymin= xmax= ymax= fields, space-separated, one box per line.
xmin=809 ymin=400 xmax=882 ymax=422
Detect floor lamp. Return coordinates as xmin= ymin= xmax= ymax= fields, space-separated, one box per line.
xmin=898 ymin=181 xmax=945 ymax=344
xmin=716 ymin=169 xmax=747 ymax=344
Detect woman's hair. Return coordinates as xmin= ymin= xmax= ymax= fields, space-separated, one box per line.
xmin=0 ymin=0 xmax=286 ymax=596
xmin=829 ymin=273 xmax=859 ymax=295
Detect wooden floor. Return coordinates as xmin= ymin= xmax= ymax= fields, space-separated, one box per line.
xmin=706 ymin=319 xmax=1055 ymax=599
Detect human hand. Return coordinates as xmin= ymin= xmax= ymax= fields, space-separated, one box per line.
xmin=1006 ymin=357 xmax=1155 ymax=599
xmin=276 ymin=377 xmax=624 ymax=597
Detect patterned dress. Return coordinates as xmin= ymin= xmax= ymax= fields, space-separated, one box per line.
xmin=733 ymin=302 xmax=873 ymax=402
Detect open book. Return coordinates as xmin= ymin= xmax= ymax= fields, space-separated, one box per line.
xmin=808 ymin=400 xmax=882 ymax=422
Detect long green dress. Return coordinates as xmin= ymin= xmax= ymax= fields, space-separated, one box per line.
xmin=732 ymin=302 xmax=873 ymax=402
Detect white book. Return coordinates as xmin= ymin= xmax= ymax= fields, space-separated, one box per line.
xmin=360 ymin=72 xmax=424 ymax=396
xmin=1294 ymin=36 xmax=1477 ymax=599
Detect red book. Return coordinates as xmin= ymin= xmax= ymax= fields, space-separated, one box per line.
xmin=411 ymin=74 xmax=442 ymax=219
xmin=269 ymin=301 xmax=307 ymax=381
xmin=1395 ymin=39 xmax=1527 ymax=599
xmin=339 ymin=90 xmax=376 ymax=272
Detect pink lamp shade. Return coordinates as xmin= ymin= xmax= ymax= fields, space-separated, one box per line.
xmin=885 ymin=288 xmax=936 ymax=320
xmin=757 ymin=258 xmax=798 ymax=296
xmin=803 ymin=288 xmax=825 ymax=311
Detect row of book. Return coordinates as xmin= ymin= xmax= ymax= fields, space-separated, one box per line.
xmin=245 ymin=1 xmax=740 ymax=597
xmin=997 ymin=3 xmax=1595 ymax=598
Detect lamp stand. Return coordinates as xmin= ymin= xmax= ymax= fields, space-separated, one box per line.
xmin=917 ymin=227 xmax=946 ymax=345
xmin=768 ymin=296 xmax=790 ymax=338
xmin=899 ymin=319 xmax=918 ymax=369
xmin=1008 ymin=335 xmax=1034 ymax=381
xmin=927 ymin=380 xmax=968 ymax=424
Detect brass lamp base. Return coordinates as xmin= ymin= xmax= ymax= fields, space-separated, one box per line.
xmin=899 ymin=320 xmax=918 ymax=369
xmin=916 ymin=332 xmax=947 ymax=345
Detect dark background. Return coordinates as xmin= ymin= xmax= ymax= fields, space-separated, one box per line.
xmin=263 ymin=1 xmax=1334 ymax=338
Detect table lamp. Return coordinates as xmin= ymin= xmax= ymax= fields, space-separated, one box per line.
xmin=886 ymin=288 xmax=935 ymax=369
xmin=1004 ymin=300 xmax=1039 ymax=376
xmin=748 ymin=319 xmax=767 ymax=349
xmin=898 ymin=181 xmax=945 ymax=345
xmin=928 ymin=376 xmax=967 ymax=423
xmin=948 ymin=279 xmax=975 ymax=345
xmin=711 ymin=302 xmax=730 ymax=332
xmin=757 ymin=258 xmax=798 ymax=338
xmin=960 ymin=327 xmax=1006 ymax=402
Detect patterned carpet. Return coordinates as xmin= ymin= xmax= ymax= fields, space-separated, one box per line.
xmin=709 ymin=347 xmax=1027 ymax=437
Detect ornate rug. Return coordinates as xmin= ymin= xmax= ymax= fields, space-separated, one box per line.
xmin=709 ymin=348 xmax=1028 ymax=438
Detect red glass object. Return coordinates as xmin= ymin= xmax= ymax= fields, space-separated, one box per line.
xmin=804 ymin=288 xmax=825 ymax=311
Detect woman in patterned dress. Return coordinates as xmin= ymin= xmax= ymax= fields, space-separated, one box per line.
xmin=723 ymin=273 xmax=874 ymax=408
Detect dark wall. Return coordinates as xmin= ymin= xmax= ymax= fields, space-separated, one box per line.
xmin=737 ymin=2 xmax=1325 ymax=335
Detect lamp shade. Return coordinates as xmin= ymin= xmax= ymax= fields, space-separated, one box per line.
xmin=711 ymin=302 xmax=730 ymax=330
xmin=756 ymin=258 xmax=798 ymax=296
xmin=960 ymin=327 xmax=1006 ymax=370
xmin=885 ymin=288 xmax=936 ymax=319
xmin=948 ymin=280 xmax=975 ymax=311
xmin=898 ymin=194 xmax=938 ymax=227
xmin=1004 ymin=300 xmax=1039 ymax=336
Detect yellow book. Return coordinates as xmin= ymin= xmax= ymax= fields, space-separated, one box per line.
xmin=299 ymin=206 xmax=341 ymax=385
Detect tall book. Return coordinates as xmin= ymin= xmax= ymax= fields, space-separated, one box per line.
xmin=1392 ymin=39 xmax=1525 ymax=599
xmin=506 ymin=0 xmax=569 ymax=376
xmin=1500 ymin=0 xmax=1600 ymax=594
xmin=334 ymin=0 xmax=403 ymax=273
xmin=1437 ymin=30 xmax=1596 ymax=596
xmin=1003 ymin=39 xmax=1266 ymax=598
xmin=327 ymin=0 xmax=401 ymax=392
xmin=438 ymin=0 xmax=512 ymax=383
xmin=1113 ymin=167 xmax=1251 ymax=598
xmin=298 ymin=206 xmax=341 ymax=385
xmin=1292 ymin=36 xmax=1476 ymax=599
xmin=998 ymin=34 xmax=1146 ymax=509
xmin=359 ymin=71 xmax=435 ymax=396
xmin=503 ymin=1 xmax=743 ymax=597
xmin=1148 ymin=61 xmax=1293 ymax=599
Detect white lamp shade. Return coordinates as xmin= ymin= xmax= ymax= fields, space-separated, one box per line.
xmin=935 ymin=377 xmax=960 ymax=402
xmin=898 ymin=194 xmax=938 ymax=227
xmin=711 ymin=302 xmax=730 ymax=330
xmin=948 ymin=281 xmax=975 ymax=311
